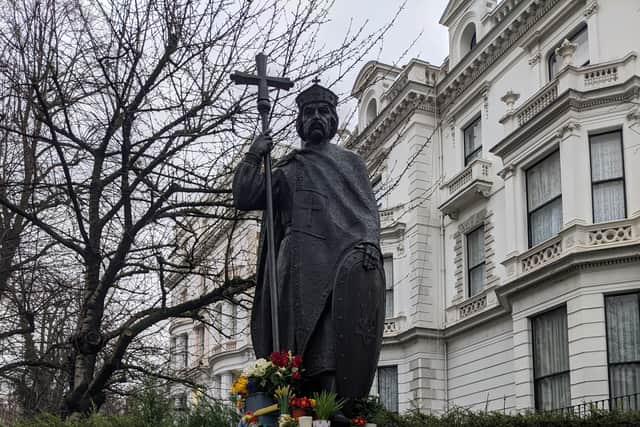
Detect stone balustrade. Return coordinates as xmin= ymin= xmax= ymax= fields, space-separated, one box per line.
xmin=504 ymin=216 xmax=640 ymax=280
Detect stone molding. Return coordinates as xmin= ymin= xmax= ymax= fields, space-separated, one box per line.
xmin=438 ymin=0 xmax=565 ymax=114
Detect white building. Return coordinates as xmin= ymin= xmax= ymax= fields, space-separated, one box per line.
xmin=169 ymin=0 xmax=640 ymax=415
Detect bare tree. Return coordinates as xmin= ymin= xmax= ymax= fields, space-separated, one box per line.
xmin=0 ymin=0 xmax=395 ymax=417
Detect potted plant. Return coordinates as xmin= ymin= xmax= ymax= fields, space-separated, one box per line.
xmin=275 ymin=385 xmax=293 ymax=419
xmin=290 ymin=396 xmax=316 ymax=418
xmin=312 ymin=390 xmax=345 ymax=427
xmin=234 ymin=351 xmax=303 ymax=427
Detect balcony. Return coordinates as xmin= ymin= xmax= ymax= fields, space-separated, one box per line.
xmin=502 ymin=216 xmax=640 ymax=287
xmin=500 ymin=53 xmax=639 ymax=133
xmin=439 ymin=159 xmax=494 ymax=219
xmin=383 ymin=315 xmax=406 ymax=337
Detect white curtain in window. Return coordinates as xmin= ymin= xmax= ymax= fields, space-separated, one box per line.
xmin=467 ymin=227 xmax=485 ymax=296
xmin=527 ymin=152 xmax=562 ymax=246
xmin=527 ymin=152 xmax=561 ymax=210
xmin=593 ymin=181 xmax=625 ymax=223
xmin=591 ymin=133 xmax=623 ymax=181
xmin=530 ymin=198 xmax=563 ymax=246
xmin=378 ymin=366 xmax=398 ymax=413
xmin=606 ymin=294 xmax=640 ymax=398
xmin=533 ymin=307 xmax=570 ymax=410
xmin=591 ymin=132 xmax=625 ymax=222
xmin=384 ymin=257 xmax=394 ymax=318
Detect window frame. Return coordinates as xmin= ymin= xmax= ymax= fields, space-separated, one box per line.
xmin=466 ymin=225 xmax=486 ymax=297
xmin=377 ymin=365 xmax=399 ymax=413
xmin=589 ymin=129 xmax=627 ymax=224
xmin=604 ymin=291 xmax=640 ymax=400
xmin=531 ymin=305 xmax=571 ymax=411
xmin=525 ymin=150 xmax=562 ymax=248
xmin=548 ymin=24 xmax=589 ymax=80
xmin=463 ymin=115 xmax=482 ymax=166
xmin=383 ymin=255 xmax=394 ymax=319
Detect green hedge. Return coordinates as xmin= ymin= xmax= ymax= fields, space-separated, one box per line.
xmin=373 ymin=407 xmax=640 ymax=427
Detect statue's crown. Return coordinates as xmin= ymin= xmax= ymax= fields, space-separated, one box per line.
xmin=295 ymin=83 xmax=338 ymax=108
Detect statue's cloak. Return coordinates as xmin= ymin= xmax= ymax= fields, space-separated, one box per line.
xmin=251 ymin=143 xmax=382 ymax=373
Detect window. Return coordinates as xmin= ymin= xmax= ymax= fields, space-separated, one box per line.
xmin=532 ymin=306 xmax=570 ymax=410
xmin=548 ymin=25 xmax=589 ymax=79
xmin=527 ymin=151 xmax=562 ymax=247
xmin=378 ymin=366 xmax=398 ymax=413
xmin=214 ymin=303 xmax=223 ymax=341
xmin=606 ymin=293 xmax=640 ymax=404
xmin=590 ymin=131 xmax=626 ymax=223
xmin=230 ymin=303 xmax=238 ymax=337
xmin=460 ymin=23 xmax=477 ymax=57
xmin=384 ymin=256 xmax=394 ymax=319
xmin=174 ymin=393 xmax=188 ymax=411
xmin=467 ymin=226 xmax=485 ymax=297
xmin=366 ymin=98 xmax=378 ymax=126
xmin=463 ymin=117 xmax=482 ymax=165
xmin=195 ymin=325 xmax=205 ymax=359
xmin=172 ymin=333 xmax=188 ymax=369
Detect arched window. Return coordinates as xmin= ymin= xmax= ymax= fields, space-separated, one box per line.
xmin=460 ymin=23 xmax=477 ymax=57
xmin=366 ymin=98 xmax=377 ymax=126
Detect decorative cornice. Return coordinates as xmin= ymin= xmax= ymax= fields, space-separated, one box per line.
xmin=491 ymin=77 xmax=640 ymax=159
xmin=347 ymin=82 xmax=436 ymax=158
xmin=583 ymin=0 xmax=598 ymax=18
xmin=438 ymin=0 xmax=565 ymax=114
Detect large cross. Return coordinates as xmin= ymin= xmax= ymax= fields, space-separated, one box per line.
xmin=230 ymin=53 xmax=294 ymax=124
xmin=229 ymin=54 xmax=293 ymax=353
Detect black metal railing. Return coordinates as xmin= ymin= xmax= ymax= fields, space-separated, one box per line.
xmin=551 ymin=392 xmax=640 ymax=416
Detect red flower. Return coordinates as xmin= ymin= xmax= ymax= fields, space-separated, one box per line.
xmin=291 ymin=355 xmax=303 ymax=367
xmin=352 ymin=417 xmax=366 ymax=426
xmin=292 ymin=371 xmax=301 ymax=380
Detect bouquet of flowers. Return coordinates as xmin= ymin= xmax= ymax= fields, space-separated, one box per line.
xmin=289 ymin=396 xmax=316 ymax=417
xmin=232 ymin=350 xmax=303 ymax=399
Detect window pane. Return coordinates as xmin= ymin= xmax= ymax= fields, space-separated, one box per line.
xmin=593 ymin=180 xmax=625 ymax=223
xmin=385 ymin=289 xmax=394 ymax=319
xmin=529 ymin=198 xmax=563 ymax=246
xmin=464 ymin=118 xmax=481 ymax=163
xmin=384 ymin=256 xmax=394 ymax=291
xmin=606 ymin=294 xmax=640 ymax=364
xmin=378 ymin=366 xmax=398 ymax=412
xmin=573 ymin=26 xmax=589 ymax=67
xmin=610 ymin=364 xmax=640 ymax=404
xmin=533 ymin=307 xmax=569 ymax=378
xmin=535 ymin=372 xmax=571 ymax=410
xmin=469 ymin=265 xmax=485 ymax=297
xmin=591 ymin=132 xmax=623 ymax=182
xmin=527 ymin=152 xmax=561 ymax=211
xmin=467 ymin=227 xmax=485 ymax=268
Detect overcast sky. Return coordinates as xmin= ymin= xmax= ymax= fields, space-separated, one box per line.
xmin=316 ymin=0 xmax=450 ymax=124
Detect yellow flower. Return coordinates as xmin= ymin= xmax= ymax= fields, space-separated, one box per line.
xmin=231 ymin=375 xmax=248 ymax=395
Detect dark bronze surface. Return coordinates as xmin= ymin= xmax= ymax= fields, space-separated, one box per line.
xmin=232 ymin=83 xmax=385 ymax=400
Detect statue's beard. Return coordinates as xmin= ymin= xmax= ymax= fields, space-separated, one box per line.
xmin=305 ymin=121 xmax=327 ymax=145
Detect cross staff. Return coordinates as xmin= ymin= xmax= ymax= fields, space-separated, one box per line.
xmin=230 ymin=53 xmax=293 ymax=352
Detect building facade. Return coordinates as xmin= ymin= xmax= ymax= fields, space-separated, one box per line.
xmin=168 ymin=0 xmax=640 ymax=414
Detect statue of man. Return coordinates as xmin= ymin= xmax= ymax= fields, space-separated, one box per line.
xmin=233 ymin=83 xmax=385 ymax=408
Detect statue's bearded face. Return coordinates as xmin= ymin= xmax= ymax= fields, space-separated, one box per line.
xmin=297 ymin=101 xmax=338 ymax=145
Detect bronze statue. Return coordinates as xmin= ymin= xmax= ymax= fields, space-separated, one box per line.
xmin=233 ymin=83 xmax=385 ymax=412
